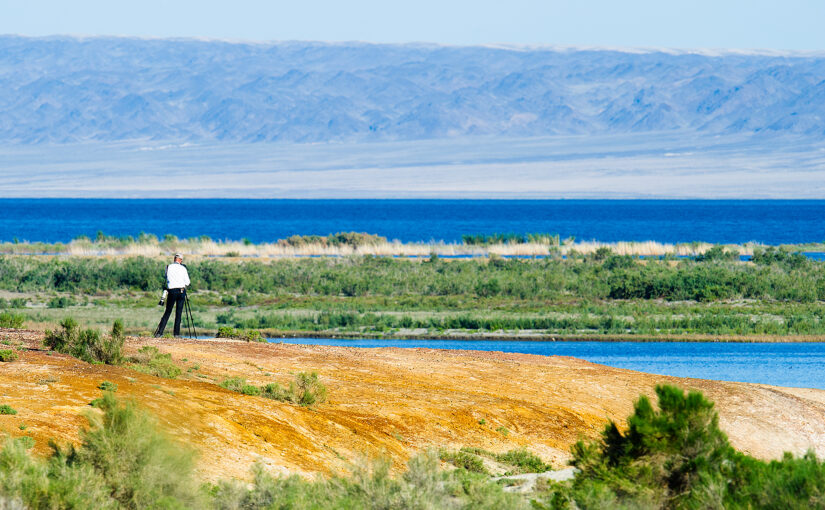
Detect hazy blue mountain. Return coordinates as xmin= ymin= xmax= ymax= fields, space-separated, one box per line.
xmin=1 ymin=35 xmax=824 ymax=144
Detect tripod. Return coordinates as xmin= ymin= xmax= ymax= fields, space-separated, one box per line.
xmin=183 ymin=291 xmax=197 ymax=339
xmin=154 ymin=290 xmax=197 ymax=338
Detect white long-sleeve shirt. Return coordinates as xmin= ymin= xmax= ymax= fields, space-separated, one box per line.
xmin=166 ymin=263 xmax=190 ymax=289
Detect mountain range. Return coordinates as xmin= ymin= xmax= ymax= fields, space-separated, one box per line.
xmin=1 ymin=35 xmax=824 ymax=144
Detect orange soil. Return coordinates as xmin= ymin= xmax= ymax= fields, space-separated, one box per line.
xmin=1 ymin=328 xmax=824 ymax=482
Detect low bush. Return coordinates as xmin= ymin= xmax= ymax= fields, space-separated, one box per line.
xmin=218 ymin=378 xmax=262 ymax=396
xmin=0 ymin=405 xmax=17 ymax=415
xmin=215 ymin=326 xmax=265 ymax=342
xmin=447 ymin=447 xmax=550 ymax=475
xmin=0 ymin=349 xmax=18 ymax=362
xmin=439 ymin=449 xmax=489 ymax=474
xmin=128 ymin=346 xmax=181 ymax=379
xmin=291 ymin=371 xmax=327 ymax=406
xmin=260 ymin=382 xmax=290 ymax=401
xmin=219 ymin=372 xmax=327 ymax=407
xmin=98 ymin=381 xmax=118 ymax=392
xmin=43 ymin=318 xmax=124 ymax=365
xmin=47 ymin=296 xmax=75 ymax=308
xmin=495 ymin=448 xmax=550 ymax=474
xmin=0 ymin=311 xmax=24 ymax=329
xmin=218 ymin=376 xmax=246 ymax=393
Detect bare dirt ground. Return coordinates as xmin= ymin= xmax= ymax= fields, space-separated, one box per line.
xmin=2 ymin=328 xmax=825 ymax=483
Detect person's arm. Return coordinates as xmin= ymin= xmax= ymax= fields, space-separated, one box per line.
xmin=183 ymin=267 xmax=190 ymax=288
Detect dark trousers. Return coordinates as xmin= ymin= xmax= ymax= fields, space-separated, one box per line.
xmin=155 ymin=288 xmax=185 ymax=337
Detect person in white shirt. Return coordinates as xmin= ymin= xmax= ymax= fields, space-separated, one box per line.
xmin=154 ymin=253 xmax=191 ymax=337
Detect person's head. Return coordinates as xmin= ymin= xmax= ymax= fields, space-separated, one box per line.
xmin=174 ymin=253 xmax=183 ymax=263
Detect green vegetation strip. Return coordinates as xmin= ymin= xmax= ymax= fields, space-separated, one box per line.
xmin=3 ymin=245 xmax=825 ymax=339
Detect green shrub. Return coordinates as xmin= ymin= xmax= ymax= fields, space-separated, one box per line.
xmin=0 ymin=435 xmax=115 ymax=509
xmin=98 ymin=381 xmax=118 ymax=392
xmin=219 ymin=376 xmax=246 ymax=393
xmin=65 ymin=392 xmax=202 ymax=509
xmin=220 ymin=372 xmax=326 ymax=406
xmin=496 ymin=426 xmax=509 ymax=436
xmin=218 ymin=377 xmax=263 ymax=396
xmin=216 ymin=326 xmax=264 ymax=342
xmin=0 ymin=349 xmax=18 ymax=362
xmin=241 ymin=385 xmax=261 ymax=396
xmin=43 ymin=318 xmax=124 ymax=365
xmin=439 ymin=449 xmax=489 ymax=474
xmin=241 ymin=329 xmax=264 ymax=342
xmin=216 ymin=326 xmax=237 ymax=338
xmin=129 ymin=346 xmax=181 ymax=379
xmin=291 ymin=371 xmax=327 ymax=406
xmin=47 ymin=296 xmax=75 ymax=308
xmin=495 ymin=448 xmax=550 ymax=474
xmin=538 ymin=384 xmax=825 ymax=509
xmin=0 ymin=405 xmax=17 ymax=415
xmin=0 ymin=311 xmax=24 ymax=329
xmin=260 ymin=382 xmax=289 ymax=401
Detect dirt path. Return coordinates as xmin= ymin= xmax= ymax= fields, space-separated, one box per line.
xmin=2 ymin=329 xmax=824 ymax=482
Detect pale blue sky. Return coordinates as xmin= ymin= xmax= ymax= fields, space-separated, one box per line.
xmin=2 ymin=0 xmax=824 ymax=50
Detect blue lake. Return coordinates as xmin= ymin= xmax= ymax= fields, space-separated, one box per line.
xmin=268 ymin=338 xmax=825 ymax=390
xmin=2 ymin=199 xmax=825 ymax=244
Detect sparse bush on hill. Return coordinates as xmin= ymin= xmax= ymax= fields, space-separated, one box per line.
xmin=291 ymin=371 xmax=327 ymax=406
xmin=98 ymin=381 xmax=118 ymax=392
xmin=0 ymin=405 xmax=16 ymax=415
xmin=0 ymin=349 xmax=18 ymax=362
xmin=219 ymin=371 xmax=327 ymax=407
xmin=128 ymin=346 xmax=181 ymax=379
xmin=215 ymin=326 xmax=264 ymax=342
xmin=43 ymin=317 xmax=124 ymax=365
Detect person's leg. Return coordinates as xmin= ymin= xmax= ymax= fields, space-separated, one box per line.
xmin=173 ymin=290 xmax=185 ymax=336
xmin=155 ymin=296 xmax=175 ymax=337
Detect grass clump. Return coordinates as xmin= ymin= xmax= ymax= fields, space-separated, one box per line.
xmin=0 ymin=405 xmax=17 ymax=415
xmin=0 ymin=349 xmax=18 ymax=362
xmin=43 ymin=317 xmax=124 ymax=365
xmin=0 ymin=311 xmax=24 ymax=329
xmin=219 ymin=372 xmax=327 ymax=407
xmin=128 ymin=346 xmax=182 ymax=379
